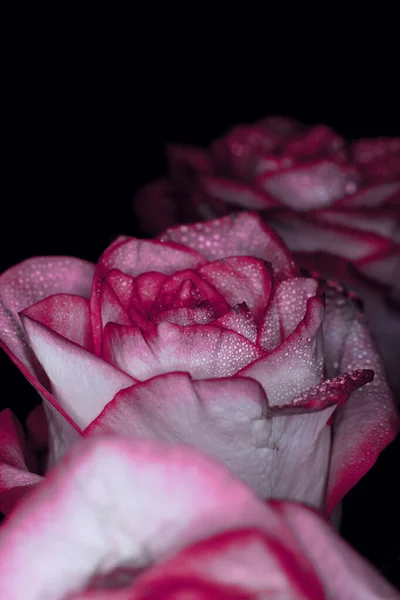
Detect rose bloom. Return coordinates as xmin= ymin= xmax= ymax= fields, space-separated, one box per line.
xmin=0 ymin=435 xmax=398 ymax=600
xmin=134 ymin=117 xmax=400 ymax=394
xmin=0 ymin=213 xmax=398 ymax=519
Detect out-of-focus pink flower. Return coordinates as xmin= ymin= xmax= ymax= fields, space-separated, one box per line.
xmin=0 ymin=435 xmax=398 ymax=600
xmin=0 ymin=214 xmax=398 ymax=518
xmin=134 ymin=118 xmax=400 ymax=393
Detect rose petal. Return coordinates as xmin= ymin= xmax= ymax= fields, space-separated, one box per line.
xmin=258 ymin=278 xmax=320 ymax=351
xmin=21 ymin=315 xmax=135 ymax=429
xmin=277 ymin=501 xmax=400 ymax=599
xmin=23 ymin=294 xmax=94 ymax=351
xmin=42 ymin=400 xmax=83 ymax=467
xmin=213 ymin=304 xmax=258 ymax=343
xmin=159 ymin=212 xmax=296 ymax=280
xmin=357 ymin=251 xmax=400 ymax=300
xmin=284 ymin=125 xmax=346 ymax=160
xmin=200 ymin=176 xmax=280 ymax=209
xmin=130 ymin=528 xmax=325 ymax=600
xmin=0 ymin=436 xmax=277 ymax=599
xmin=272 ymin=214 xmax=393 ymax=261
xmin=2 ymin=342 xmax=82 ymax=466
xmin=86 ymin=373 xmax=272 ymax=493
xmin=352 ymin=137 xmax=400 ymax=164
xmin=295 ymin=251 xmax=400 ymax=394
xmin=315 ymin=215 xmax=400 ymax=276
xmin=360 ymin=155 xmax=400 ymax=183
xmin=0 ymin=256 xmax=95 ymax=381
xmin=151 ymin=269 xmax=229 ymax=319
xmin=102 ymin=271 xmax=153 ymax=332
xmin=135 ymin=271 xmax=168 ymax=315
xmin=86 ymin=371 xmax=360 ymax=510
xmin=153 ymin=305 xmax=216 ymax=327
xmin=85 ymin=373 xmax=271 ymax=497
xmin=103 ymin=322 xmax=265 ymax=381
xmin=100 ymin=280 xmax=133 ymax=328
xmin=268 ymin=406 xmax=334 ymax=510
xmin=270 ymin=370 xmax=374 ymax=416
xmin=90 ymin=237 xmax=207 ymax=354
xmin=334 ymin=182 xmax=400 ymax=207
xmin=313 ymin=208 xmax=399 ymax=240
xmin=252 ymin=152 xmax=297 ymax=177
xmin=263 ymin=370 xmax=374 ymax=511
xmin=0 ymin=409 xmax=43 ymax=515
xmin=94 ymin=238 xmax=207 ymax=283
xmin=104 ymin=269 xmax=137 ymax=310
xmin=210 ymin=124 xmax=284 ymax=180
xmin=259 ymin=161 xmax=357 ymax=210
xmin=323 ymin=289 xmax=399 ymax=514
xmin=199 ymin=256 xmax=273 ymax=322
xmin=241 ymin=294 xmax=325 ymax=405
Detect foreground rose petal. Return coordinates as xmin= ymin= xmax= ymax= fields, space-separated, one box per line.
xmin=135 ymin=119 xmax=400 ymax=394
xmin=0 ymin=436 xmax=398 ymax=599
xmin=0 ymin=213 xmax=398 ymax=516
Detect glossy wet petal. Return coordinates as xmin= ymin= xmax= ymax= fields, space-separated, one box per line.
xmin=103 ymin=322 xmax=264 ymax=381
xmin=323 ymin=289 xmax=399 ymax=514
xmin=241 ymin=295 xmax=325 ymax=405
xmin=199 ymin=257 xmax=272 ymax=322
xmin=0 ymin=257 xmax=95 ymax=380
xmin=159 ymin=212 xmax=296 ymax=280
xmin=90 ymin=238 xmax=207 ymax=353
xmin=23 ymin=294 xmax=94 ymax=351
xmin=258 ymin=278 xmax=320 ymax=351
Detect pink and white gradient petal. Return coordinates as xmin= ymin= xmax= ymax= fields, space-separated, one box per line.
xmin=0 ymin=436 xmax=294 ymax=600
xmin=0 ymin=256 xmax=95 ymax=382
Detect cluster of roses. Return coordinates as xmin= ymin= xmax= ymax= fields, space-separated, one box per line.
xmin=0 ymin=118 xmax=399 ymax=598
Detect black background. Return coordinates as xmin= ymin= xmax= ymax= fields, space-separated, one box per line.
xmin=1 ymin=11 xmax=399 ymax=590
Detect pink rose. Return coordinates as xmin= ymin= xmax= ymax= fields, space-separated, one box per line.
xmin=0 ymin=435 xmax=398 ymax=599
xmin=135 ymin=117 xmax=400 ymax=393
xmin=0 ymin=213 xmax=398 ymax=518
